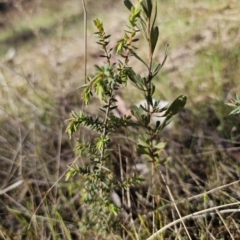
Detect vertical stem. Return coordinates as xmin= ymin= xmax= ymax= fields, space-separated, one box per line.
xmin=119 ymin=145 xmax=126 ymax=239
xmin=146 ymin=8 xmax=156 ymax=234
xmin=126 ymin=157 xmax=133 ymax=223
xmin=126 ymin=157 xmax=139 ymax=240
xmin=151 ymin=160 xmax=155 ymax=233
xmin=97 ymin=31 xmax=113 ymax=195
xmin=82 ymin=0 xmax=87 ymax=83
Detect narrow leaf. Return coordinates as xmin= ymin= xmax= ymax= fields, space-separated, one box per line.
xmin=151 ymin=1 xmax=157 ymax=30
xmin=141 ymin=0 xmax=152 ymax=18
xmin=151 ymin=63 xmax=161 ymax=77
xmin=150 ymin=26 xmax=159 ymax=55
xmin=162 ymin=95 xmax=187 ymax=117
xmin=130 ymin=50 xmax=149 ymax=68
xmin=137 ymin=18 xmax=148 ymax=40
xmin=226 ymin=103 xmax=236 ymax=107
xmin=229 ymin=106 xmax=240 ymax=115
xmin=161 ymin=45 xmax=169 ymax=67
xmin=124 ymin=0 xmax=133 ymax=11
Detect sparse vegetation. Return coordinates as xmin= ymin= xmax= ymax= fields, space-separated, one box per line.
xmin=1 ymin=0 xmax=240 ymax=239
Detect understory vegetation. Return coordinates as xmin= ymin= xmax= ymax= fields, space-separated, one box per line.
xmin=0 ymin=0 xmax=240 ymax=239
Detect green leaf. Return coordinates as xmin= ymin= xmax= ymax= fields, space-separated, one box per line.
xmin=131 ymin=105 xmax=144 ymax=122
xmin=95 ymin=82 xmax=105 ymax=100
xmin=161 ymin=45 xmax=168 ymax=67
xmin=78 ymin=83 xmax=89 ymax=89
xmin=159 ymin=102 xmax=170 ymax=112
xmin=141 ymin=0 xmax=152 ymax=18
xmin=138 ymin=138 xmax=149 ymax=147
xmin=151 ymin=62 xmax=161 ymax=77
xmin=116 ymin=40 xmax=124 ymax=54
xmin=226 ymin=103 xmax=237 ymax=107
xmin=229 ymin=106 xmax=240 ymax=115
xmin=123 ymin=0 xmax=133 ymax=11
xmin=137 ymin=18 xmax=148 ymax=40
xmin=93 ymin=18 xmax=104 ymax=32
xmin=162 ymin=95 xmax=187 ymax=117
xmin=139 ymin=104 xmax=149 ymax=112
xmin=151 ymin=1 xmax=157 ymax=30
xmin=150 ymin=26 xmax=159 ymax=54
xmin=160 ymin=115 xmax=173 ymax=131
xmin=130 ymin=50 xmax=149 ymax=68
xmin=109 ymin=203 xmax=118 ymax=216
xmin=129 ymin=3 xmax=142 ymax=26
xmin=146 ymin=95 xmax=154 ymax=107
xmin=151 ymin=84 xmax=155 ymax=95
xmin=154 ymin=141 xmax=166 ymax=149
xmin=71 ymin=111 xmax=79 ymax=118
xmin=155 ymin=120 xmax=161 ymax=130
xmin=137 ymin=145 xmax=151 ymax=156
xmin=125 ymin=67 xmax=146 ymax=90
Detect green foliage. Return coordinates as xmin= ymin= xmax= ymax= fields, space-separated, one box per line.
xmin=66 ymin=0 xmax=187 ymax=235
xmin=226 ymin=95 xmax=240 ymax=115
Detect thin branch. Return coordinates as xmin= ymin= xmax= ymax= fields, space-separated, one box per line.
xmin=82 ymin=0 xmax=87 ymax=83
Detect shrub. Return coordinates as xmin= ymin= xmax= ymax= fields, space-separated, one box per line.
xmin=66 ymin=0 xmax=187 ymax=236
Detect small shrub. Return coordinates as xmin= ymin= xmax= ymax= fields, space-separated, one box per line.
xmin=66 ymin=0 xmax=187 ymax=236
